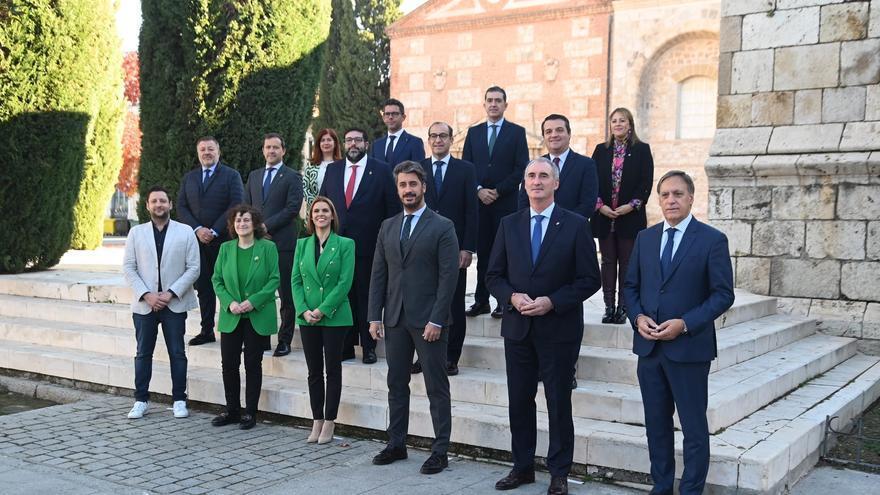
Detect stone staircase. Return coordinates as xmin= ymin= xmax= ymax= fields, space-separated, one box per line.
xmin=0 ymin=269 xmax=878 ymax=494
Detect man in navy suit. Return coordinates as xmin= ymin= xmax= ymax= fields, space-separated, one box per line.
xmin=320 ymin=127 xmax=400 ymax=363
xmin=177 ymin=136 xmax=244 ymax=345
xmin=419 ymin=121 xmax=478 ymax=376
xmin=624 ymin=170 xmax=734 ymax=495
xmin=487 ymin=158 xmax=600 ymax=495
xmin=370 ymin=98 xmax=425 ymax=167
xmin=463 ymin=86 xmax=530 ymax=319
xmin=517 ymin=114 xmax=597 ymax=218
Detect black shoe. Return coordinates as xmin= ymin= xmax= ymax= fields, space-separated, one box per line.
xmin=342 ymin=348 xmax=356 ymax=361
xmin=495 ymin=469 xmax=535 ymax=490
xmin=372 ymin=446 xmax=407 ymax=465
xmin=571 ymin=377 xmax=578 ymax=390
xmin=211 ymin=412 xmax=240 ymax=426
xmin=273 ymin=342 xmax=291 ymax=357
xmin=239 ymin=414 xmax=256 ymax=430
xmin=189 ymin=333 xmax=215 ymax=346
xmin=411 ymin=361 xmax=422 ymax=374
xmin=491 ymin=305 xmax=503 ymax=319
xmin=548 ymin=475 xmax=569 ymax=495
xmin=363 ymin=349 xmax=377 ymax=364
xmin=601 ymin=306 xmax=615 ymax=324
xmin=465 ymin=302 xmax=490 ymax=317
xmin=446 ymin=362 xmax=459 ymax=376
xmin=613 ymin=306 xmax=628 ymax=325
xmin=420 ymin=453 xmax=448 ymax=474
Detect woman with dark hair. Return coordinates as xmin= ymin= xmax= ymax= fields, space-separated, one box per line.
xmin=292 ymin=196 xmax=355 ymax=444
xmin=210 ymin=204 xmax=280 ymax=430
xmin=303 ymin=129 xmax=342 ymax=209
xmin=591 ymin=108 xmax=654 ymax=324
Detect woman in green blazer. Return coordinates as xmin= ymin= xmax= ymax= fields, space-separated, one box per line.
xmin=292 ymin=196 xmax=355 ymax=444
xmin=210 ymin=204 xmax=280 ymax=430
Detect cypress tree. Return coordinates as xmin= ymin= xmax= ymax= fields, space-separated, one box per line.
xmin=138 ymin=0 xmax=331 ymax=219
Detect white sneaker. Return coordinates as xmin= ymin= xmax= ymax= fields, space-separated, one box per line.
xmin=127 ymin=401 xmax=149 ymax=419
xmin=172 ymin=400 xmax=189 ymax=418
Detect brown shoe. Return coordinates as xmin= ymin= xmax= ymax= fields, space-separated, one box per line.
xmin=547 ymin=475 xmax=568 ymax=494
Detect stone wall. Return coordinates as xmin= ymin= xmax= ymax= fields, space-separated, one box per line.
xmin=709 ymin=0 xmax=880 ymax=349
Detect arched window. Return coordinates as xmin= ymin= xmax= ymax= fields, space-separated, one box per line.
xmin=676 ymin=76 xmax=716 ymax=139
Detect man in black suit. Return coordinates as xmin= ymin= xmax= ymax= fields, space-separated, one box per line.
xmin=487 ymin=158 xmax=600 ymax=495
xmin=177 ymin=136 xmax=244 ymax=346
xmin=370 ymin=98 xmax=425 ymax=167
xmin=320 ymin=128 xmax=400 ymax=364
xmin=463 ymin=86 xmax=530 ymax=318
xmin=368 ymin=160 xmax=459 ymax=475
xmin=419 ymin=121 xmax=478 ymax=376
xmin=517 ymin=114 xmax=597 ymax=218
xmin=243 ymin=133 xmax=303 ymax=356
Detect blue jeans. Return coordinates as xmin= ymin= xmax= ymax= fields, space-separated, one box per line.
xmin=132 ymin=308 xmax=188 ymax=402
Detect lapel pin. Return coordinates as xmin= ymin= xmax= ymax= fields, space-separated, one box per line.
xmin=254 ymin=256 xmax=260 ymax=262
xmin=555 ymin=221 xmax=560 ymax=226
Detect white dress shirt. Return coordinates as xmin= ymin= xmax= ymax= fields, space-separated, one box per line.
xmin=529 ymin=202 xmax=555 ymax=244
xmin=343 ymin=155 xmax=368 ymax=197
xmin=659 ymin=213 xmax=693 ymax=260
xmin=548 ymin=148 xmax=571 ymax=174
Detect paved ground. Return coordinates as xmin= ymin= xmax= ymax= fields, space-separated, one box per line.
xmin=0 ymin=395 xmax=639 ymax=495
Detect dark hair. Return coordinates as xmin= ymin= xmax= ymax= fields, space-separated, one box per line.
xmin=344 ymin=127 xmax=369 ymax=143
xmin=541 ymin=114 xmax=571 ymax=134
xmin=428 ymin=121 xmax=454 ymax=137
xmin=146 ymin=185 xmax=170 ymax=201
xmin=382 ymin=98 xmax=405 ymax=115
xmin=226 ymin=204 xmax=267 ymax=239
xmin=196 ymin=136 xmax=219 ymax=147
xmin=263 ymin=132 xmax=286 ymax=150
xmin=393 ymin=160 xmax=426 ymax=184
xmin=604 ymin=107 xmax=642 ymax=148
xmin=484 ymin=86 xmax=507 ymax=102
xmin=656 ymin=170 xmax=695 ymax=195
xmin=306 ymin=196 xmax=340 ymax=235
xmin=310 ymin=128 xmax=342 ymax=165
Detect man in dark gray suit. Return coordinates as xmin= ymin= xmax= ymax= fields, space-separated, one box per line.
xmin=367 ymin=161 xmax=459 ymax=475
xmin=243 ymin=133 xmax=303 ymax=356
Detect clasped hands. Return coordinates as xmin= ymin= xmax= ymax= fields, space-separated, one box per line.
xmin=477 ymin=188 xmax=499 ymax=205
xmin=599 ymin=204 xmax=634 ymax=219
xmin=195 ymin=227 xmax=215 ymax=244
xmin=369 ymin=322 xmax=441 ymax=342
xmin=302 ymin=308 xmax=324 ymax=325
xmin=510 ymin=293 xmax=553 ymax=316
xmin=636 ymin=315 xmax=686 ymax=341
xmin=143 ymin=291 xmax=174 ymax=312
xmin=228 ymin=300 xmax=255 ymax=315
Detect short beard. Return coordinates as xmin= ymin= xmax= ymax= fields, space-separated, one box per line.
xmin=150 ymin=211 xmax=170 ymax=222
xmin=347 ymin=149 xmax=366 ymax=163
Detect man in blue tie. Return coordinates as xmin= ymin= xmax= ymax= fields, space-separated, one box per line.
xmin=624 ymin=170 xmax=734 ymax=495
xmin=369 ymin=98 xmax=426 ymax=167
xmin=486 ymin=158 xmax=600 ymax=495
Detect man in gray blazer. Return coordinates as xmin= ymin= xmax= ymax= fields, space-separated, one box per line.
xmin=123 ymin=186 xmax=200 ymax=420
xmin=367 ymin=161 xmax=459 ymax=475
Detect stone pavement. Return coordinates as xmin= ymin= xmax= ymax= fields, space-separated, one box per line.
xmin=0 ymin=394 xmax=639 ymax=495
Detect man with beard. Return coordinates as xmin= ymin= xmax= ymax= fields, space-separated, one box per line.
xmin=368 ymin=160 xmax=459 ymax=474
xmin=123 ymin=186 xmax=200 ymax=420
xmin=320 ymin=128 xmax=400 ymax=363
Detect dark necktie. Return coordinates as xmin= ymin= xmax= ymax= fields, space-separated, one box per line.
xmin=400 ymin=214 xmax=413 ymax=252
xmin=385 ymin=135 xmax=396 ymax=164
xmin=202 ymin=169 xmax=211 ymax=191
xmin=262 ymin=167 xmax=275 ymax=202
xmin=661 ymin=227 xmax=677 ymax=278
xmin=488 ymin=124 xmax=498 ymax=155
xmin=433 ymin=161 xmax=444 ymax=196
xmin=552 ymin=156 xmax=561 ymax=172
xmin=531 ymin=214 xmax=544 ymax=265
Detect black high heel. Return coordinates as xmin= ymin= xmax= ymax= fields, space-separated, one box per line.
xmin=602 ymin=306 xmax=615 ymax=324
xmin=613 ymin=305 xmax=628 ymax=325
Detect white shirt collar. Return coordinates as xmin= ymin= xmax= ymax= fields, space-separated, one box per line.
xmin=549 ymin=148 xmax=571 ymax=164
xmin=529 ymin=202 xmax=555 ymax=220
xmin=407 ymin=203 xmax=428 ymax=218
xmin=488 ymin=117 xmax=505 ymax=128
xmin=663 ymin=213 xmax=694 ymax=233
xmin=201 ymin=163 xmax=218 ymax=173
xmin=432 ymin=154 xmax=451 ymax=166
xmin=346 ymin=155 xmax=368 ymax=168
xmin=387 ymin=129 xmax=404 ymax=139
xmin=265 ymin=162 xmax=283 ymax=170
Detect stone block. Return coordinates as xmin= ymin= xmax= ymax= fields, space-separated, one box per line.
xmin=709 ymin=187 xmax=733 ymax=219
xmin=838 ymin=183 xmax=880 ymax=219
xmin=777 ymin=296 xmax=812 ymax=317
xmin=753 ymin=221 xmax=805 ymax=256
xmin=869 ymin=222 xmax=880 ymax=260
xmin=794 ymin=89 xmax=823 ymax=124
xmin=742 ymin=8 xmax=820 ymax=50
xmin=822 ymin=87 xmax=866 ymax=122
xmin=705 ymin=155 xmax=756 ymax=177
xmin=840 ymin=122 xmax=880 ymax=152
xmin=718 ymin=95 xmax=752 ymax=128
xmin=805 ymin=221 xmax=867 ymax=259
xmin=711 ymin=220 xmax=752 ymax=255
xmin=752 ymin=154 xmax=800 ymax=177
xmin=842 ymin=38 xmax=880 ymax=85
xmin=867 ymin=85 xmax=880 ymax=121
xmin=778 ymin=1 xmax=848 ymax=8
xmin=797 ymin=152 xmax=871 ymax=175
xmin=771 ymin=259 xmax=840 ymax=299
xmin=872 ymin=0 xmax=880 ymax=37
xmin=732 ymin=49 xmax=774 ymax=93
xmin=810 ymin=299 xmax=866 ymax=337
xmin=751 ymin=91 xmax=795 ymax=125
xmin=772 ymin=184 xmax=836 ymax=219
xmin=842 ymin=262 xmax=880 ymax=301
xmin=774 ymin=43 xmax=840 ymax=90
xmin=863 ymin=303 xmax=880 ymax=339
xmin=723 ymin=0 xmax=775 ymax=16
xmin=767 ymin=123 xmax=844 ymax=153
xmin=733 ymin=187 xmax=773 ymax=219
xmin=736 ymin=257 xmax=771 ymax=295
xmin=720 ymin=16 xmax=742 ymax=53
xmin=820 ymin=2 xmax=870 ymax=41
xmin=710 ymin=128 xmax=773 ymax=156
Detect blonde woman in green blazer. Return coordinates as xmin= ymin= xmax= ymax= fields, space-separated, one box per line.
xmin=210 ymin=205 xmax=280 ymax=430
xmin=292 ymin=196 xmax=355 ymax=444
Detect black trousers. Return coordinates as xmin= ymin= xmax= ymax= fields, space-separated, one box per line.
xmin=195 ymin=238 xmax=221 ymax=335
xmin=475 ymin=202 xmax=510 ymax=305
xmin=300 ymin=325 xmax=348 ymax=421
xmin=276 ymin=249 xmax=295 ymax=345
xmin=344 ymin=256 xmax=374 ymax=354
xmin=220 ymin=319 xmax=264 ymax=416
xmin=446 ymin=268 xmax=468 ymax=365
xmin=598 ymin=234 xmax=635 ymax=308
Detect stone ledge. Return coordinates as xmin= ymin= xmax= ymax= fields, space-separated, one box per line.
xmin=706 ymin=152 xmax=877 ymax=179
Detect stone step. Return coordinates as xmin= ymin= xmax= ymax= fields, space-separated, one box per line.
xmin=0 ymin=336 xmax=876 ymax=493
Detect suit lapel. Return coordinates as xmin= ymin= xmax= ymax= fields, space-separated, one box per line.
xmin=403 ymin=209 xmax=431 ymax=261
xmin=302 ymin=235 xmax=320 ymax=282
xmin=532 ymin=207 xmax=563 ymax=271
xmin=243 ymin=241 xmax=262 ymax=288
xmin=316 ymin=234 xmax=339 ymax=277
xmin=351 ymin=160 xmax=373 ymax=206
xmin=645 ymin=224 xmax=663 ymax=285
xmin=422 ymin=161 xmax=439 ymax=205
xmin=202 ymin=164 xmax=219 ymax=193
xmin=490 ymin=121 xmax=511 ymax=160
xmin=662 ymin=219 xmax=699 ymax=284
xmin=392 ymin=132 xmax=407 ymax=164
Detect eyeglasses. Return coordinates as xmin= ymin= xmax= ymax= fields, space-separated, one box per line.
xmin=428 ymin=133 xmax=450 ymax=140
xmin=383 ymin=112 xmax=401 ymax=118
xmin=344 ymin=137 xmax=365 ymax=144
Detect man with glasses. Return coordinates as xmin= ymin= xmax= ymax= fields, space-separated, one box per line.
xmin=320 ymin=128 xmax=400 ymax=364
xmin=370 ymin=98 xmax=425 ymax=167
